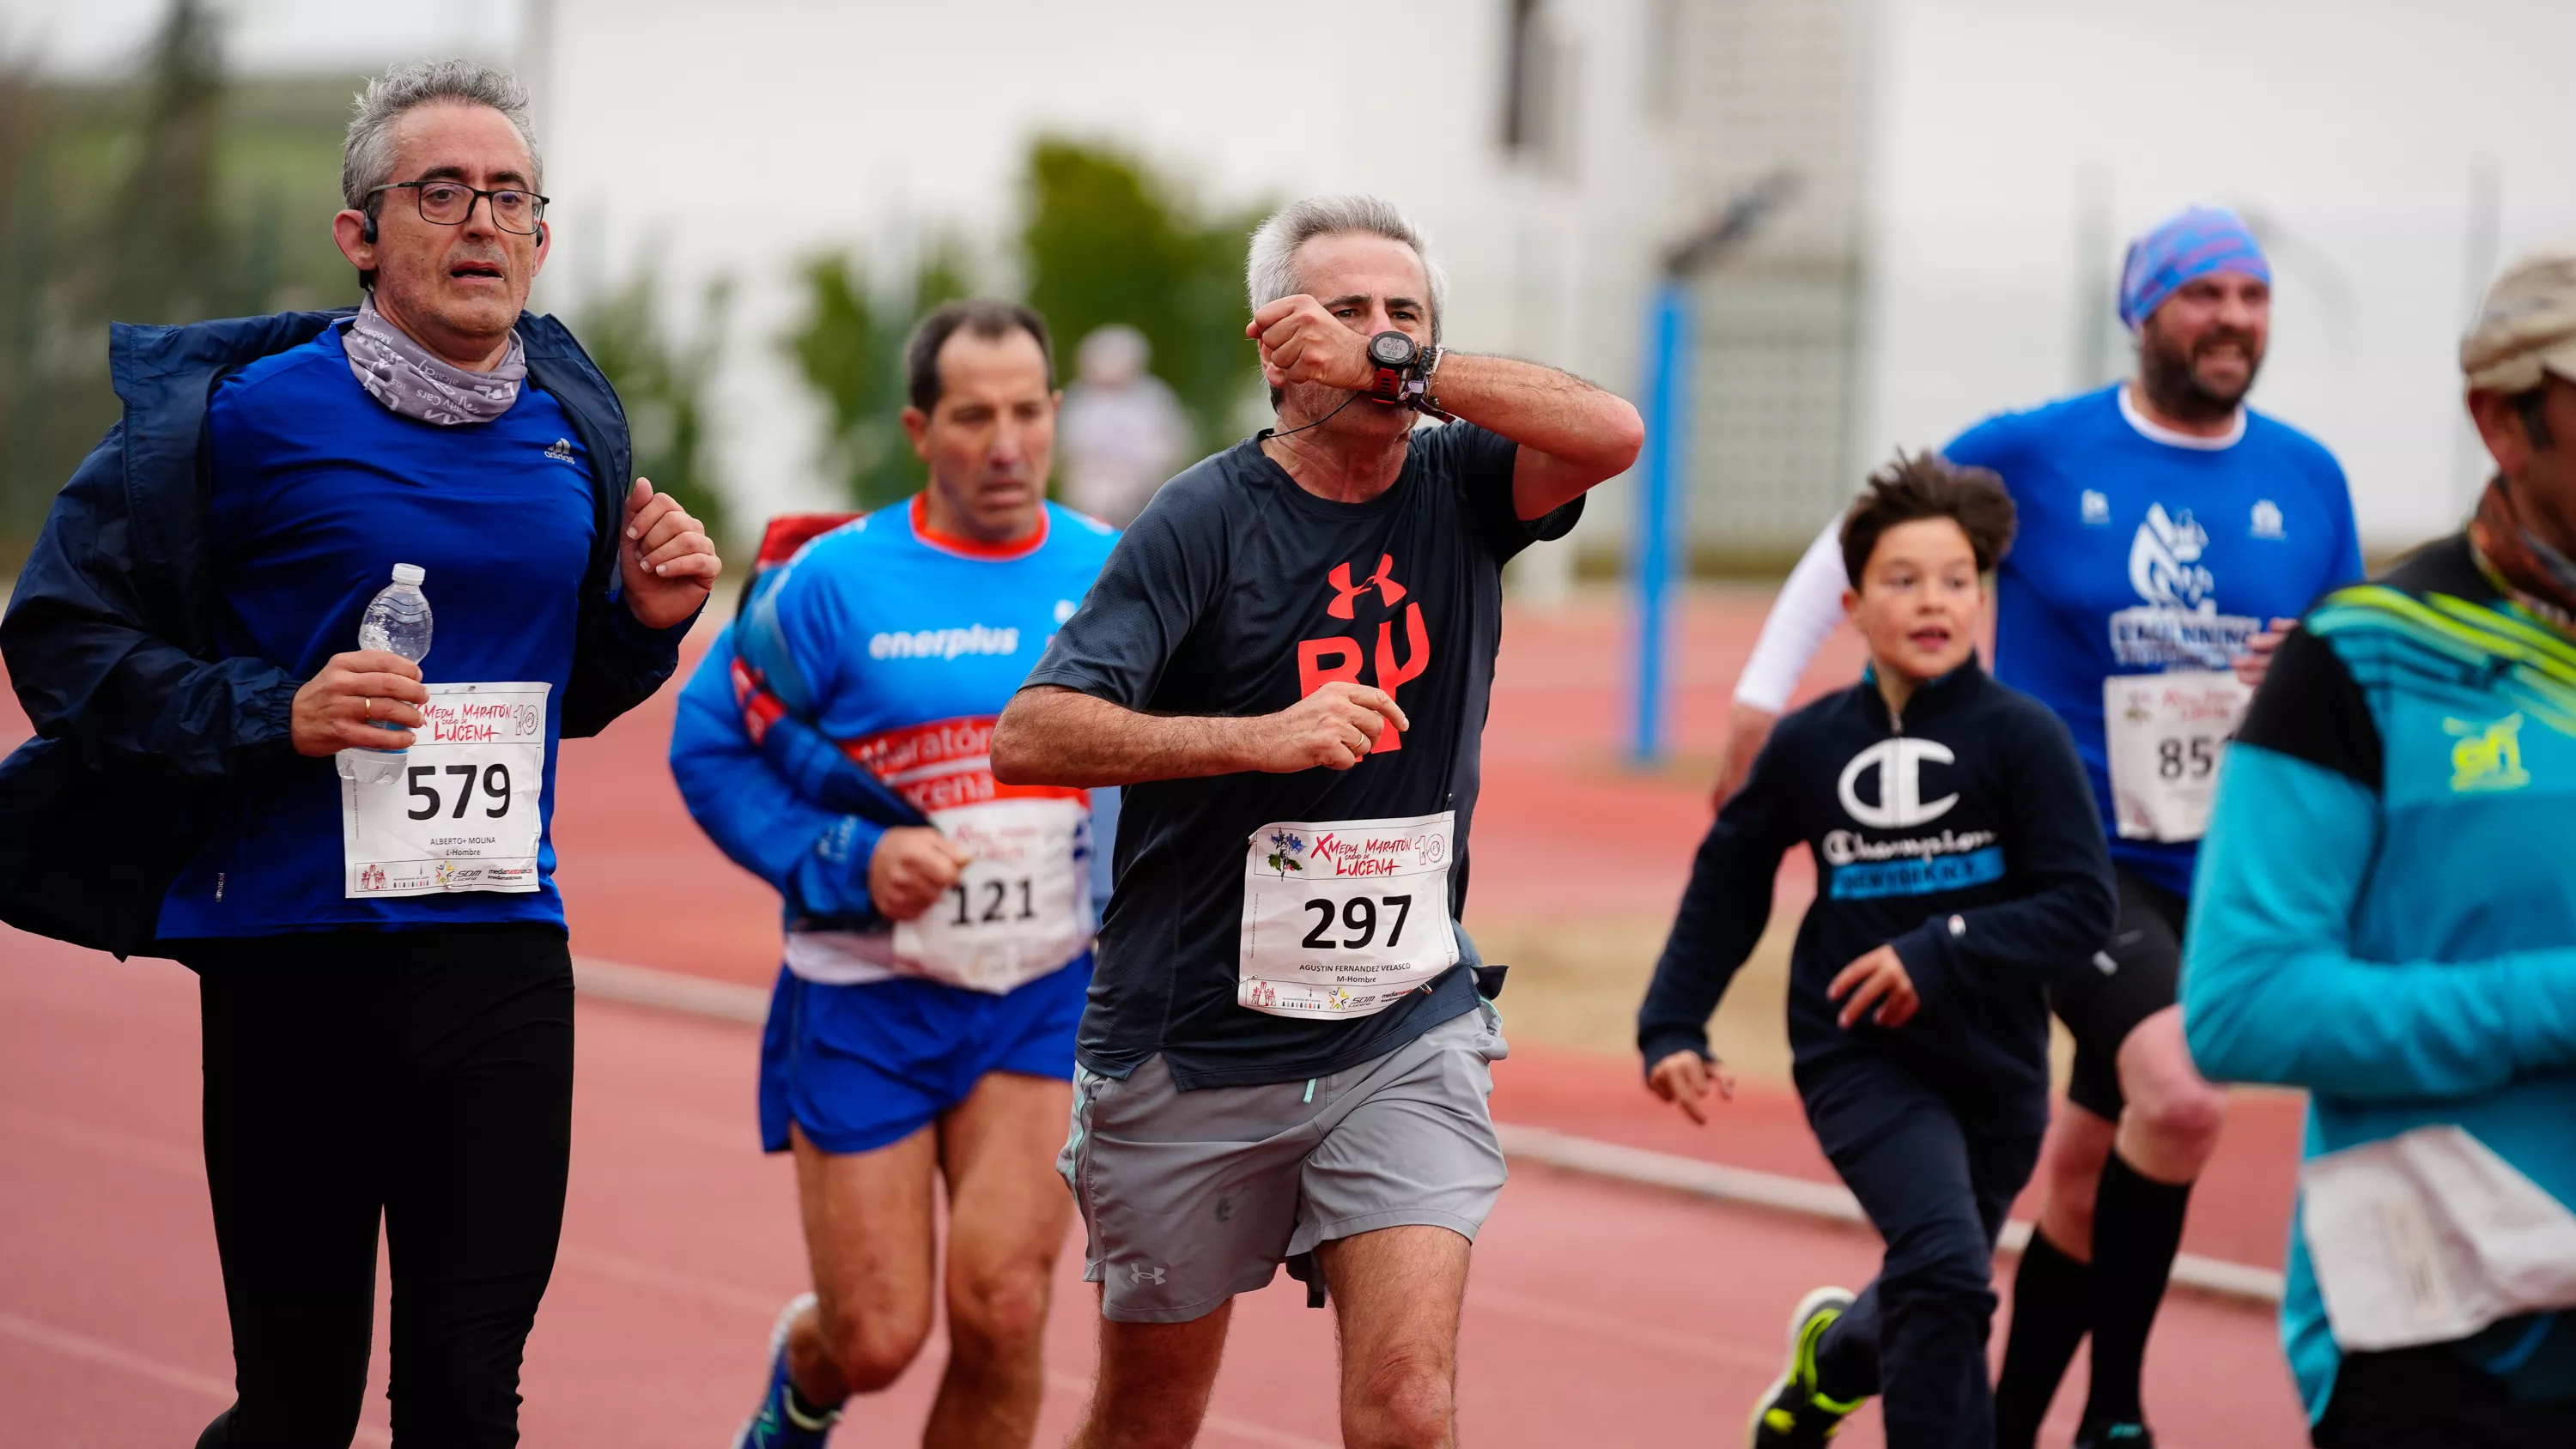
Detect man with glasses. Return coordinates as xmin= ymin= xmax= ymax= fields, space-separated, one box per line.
xmin=0 ymin=60 xmax=716 ymax=1448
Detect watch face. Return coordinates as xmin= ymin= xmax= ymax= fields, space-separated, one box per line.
xmin=1369 ymin=330 xmax=1415 ymax=367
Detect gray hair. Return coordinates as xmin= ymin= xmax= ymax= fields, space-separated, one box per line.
xmin=342 ymin=60 xmax=542 ymax=212
xmin=1246 ymin=194 xmax=1445 ymax=344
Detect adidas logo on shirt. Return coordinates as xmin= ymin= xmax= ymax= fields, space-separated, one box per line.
xmin=544 ymin=437 xmax=575 ymax=463
xmin=868 ymin=624 xmax=1022 ymax=661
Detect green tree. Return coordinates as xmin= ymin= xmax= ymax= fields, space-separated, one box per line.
xmin=784 ymin=241 xmax=970 ymax=512
xmin=1019 ymin=137 xmax=1264 ymax=454
xmin=97 ymin=0 xmax=244 ymax=325
xmin=574 ymin=266 xmax=732 ymax=542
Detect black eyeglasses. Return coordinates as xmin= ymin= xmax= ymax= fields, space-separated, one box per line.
xmin=366 ymin=179 xmax=550 ymax=235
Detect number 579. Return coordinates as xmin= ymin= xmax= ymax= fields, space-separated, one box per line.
xmin=406 ymin=763 xmax=513 ymax=821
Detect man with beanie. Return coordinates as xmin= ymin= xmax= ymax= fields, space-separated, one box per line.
xmin=2186 ymin=247 xmax=2576 ymax=1446
xmin=1707 ymin=206 xmax=2362 ymax=1447
xmin=0 ymin=61 xmax=715 ymax=1446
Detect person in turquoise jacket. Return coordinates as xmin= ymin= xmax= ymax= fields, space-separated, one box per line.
xmin=2184 ymin=246 xmax=2576 ymax=1447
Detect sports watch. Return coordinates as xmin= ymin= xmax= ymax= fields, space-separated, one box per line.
xmin=1363 ymin=330 xmax=1449 ymax=418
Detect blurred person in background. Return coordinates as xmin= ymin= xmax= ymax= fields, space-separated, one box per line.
xmin=2185 ymin=247 xmax=2576 ymax=1448
xmin=992 ymin=193 xmax=1640 ymax=1449
xmin=0 ymin=59 xmax=714 ymax=1448
xmin=1057 ymin=322 xmax=1192 ymax=527
xmin=1711 ymin=206 xmax=2363 ymax=1449
xmin=670 ymin=300 xmax=1117 ymax=1449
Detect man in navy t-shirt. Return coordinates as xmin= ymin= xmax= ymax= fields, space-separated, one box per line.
xmin=1716 ymin=208 xmax=2364 ymax=1449
xmin=992 ymin=194 xmax=1643 ymax=1449
xmin=0 ymin=62 xmax=714 ymax=1448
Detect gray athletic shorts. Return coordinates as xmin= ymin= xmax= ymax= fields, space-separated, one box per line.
xmin=1058 ymin=1001 xmax=1510 ymax=1323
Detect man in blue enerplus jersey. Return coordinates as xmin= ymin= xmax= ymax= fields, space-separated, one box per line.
xmin=1716 ymin=207 xmax=2363 ymax=1449
xmin=670 ymin=301 xmax=1117 ymax=1449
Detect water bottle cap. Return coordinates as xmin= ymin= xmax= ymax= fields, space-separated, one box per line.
xmin=390 ymin=563 xmax=426 ymax=585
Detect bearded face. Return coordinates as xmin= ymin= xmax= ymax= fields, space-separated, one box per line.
xmin=2136 ymin=271 xmax=2270 ymax=424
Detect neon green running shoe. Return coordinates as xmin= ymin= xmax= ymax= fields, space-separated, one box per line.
xmin=1747 ymin=1287 xmax=1865 ymax=1448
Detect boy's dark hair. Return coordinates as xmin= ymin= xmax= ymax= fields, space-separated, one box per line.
xmin=1838 ymin=450 xmax=2018 ymax=582
xmin=903 ymin=300 xmax=1056 ymax=415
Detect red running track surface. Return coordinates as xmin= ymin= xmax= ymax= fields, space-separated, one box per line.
xmin=0 ymin=590 xmax=2312 ymax=1443
xmin=0 ymin=931 xmax=2311 ymax=1447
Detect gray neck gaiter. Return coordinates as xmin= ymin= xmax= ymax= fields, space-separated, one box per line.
xmin=343 ymin=294 xmax=527 ymax=426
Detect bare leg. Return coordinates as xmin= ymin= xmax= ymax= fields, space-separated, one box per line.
xmin=2111 ymin=1007 xmax=2228 ymax=1185
xmin=1066 ymin=1297 xmax=1235 ymax=1449
xmin=1320 ymin=1226 xmax=1472 ymax=1449
xmin=924 ymin=1071 xmax=1075 ymax=1449
xmin=2032 ymin=1100 xmax=2116 ymax=1262
xmin=783 ymin=1122 xmax=939 ymax=1406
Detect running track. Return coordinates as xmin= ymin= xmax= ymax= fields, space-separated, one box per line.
xmin=0 ymin=591 xmax=2313 ymax=1445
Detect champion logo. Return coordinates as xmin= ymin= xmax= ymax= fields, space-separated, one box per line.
xmin=544 ymin=437 xmax=575 ymax=463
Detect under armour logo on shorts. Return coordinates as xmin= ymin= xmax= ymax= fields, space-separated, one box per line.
xmin=1129 ymin=1263 xmax=1168 ymax=1286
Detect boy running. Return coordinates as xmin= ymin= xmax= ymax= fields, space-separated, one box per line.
xmin=1637 ymin=454 xmax=2116 ymax=1449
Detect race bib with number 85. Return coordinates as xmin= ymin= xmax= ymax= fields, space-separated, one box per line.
xmin=2103 ymin=670 xmax=2249 ymax=843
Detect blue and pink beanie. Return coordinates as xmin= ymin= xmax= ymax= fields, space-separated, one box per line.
xmin=2117 ymin=206 xmax=2271 ymax=330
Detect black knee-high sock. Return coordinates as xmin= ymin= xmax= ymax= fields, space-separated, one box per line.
xmin=2082 ymin=1152 xmax=2192 ymax=1428
xmin=1993 ymin=1227 xmax=2091 ymax=1449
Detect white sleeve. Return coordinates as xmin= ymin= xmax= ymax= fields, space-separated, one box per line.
xmin=1731 ymin=518 xmax=1851 ymax=713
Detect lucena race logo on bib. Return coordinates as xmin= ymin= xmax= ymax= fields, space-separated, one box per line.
xmin=2109 ymin=503 xmax=2258 ymax=670
xmin=1294 ymin=554 xmax=1431 ymax=751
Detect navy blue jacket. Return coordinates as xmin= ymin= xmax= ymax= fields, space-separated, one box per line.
xmin=0 ymin=308 xmax=687 ymax=957
xmin=1637 ymin=661 xmax=2115 ymax=1131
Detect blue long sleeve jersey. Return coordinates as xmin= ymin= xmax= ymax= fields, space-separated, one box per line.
xmin=1947 ymin=385 xmax=2363 ymax=898
xmin=669 ymin=498 xmax=1119 ymax=929
xmin=2184 ymin=535 xmax=2576 ymax=1421
xmin=1639 ymin=662 xmax=2116 ymax=1134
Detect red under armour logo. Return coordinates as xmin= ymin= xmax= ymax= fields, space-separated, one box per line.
xmin=1327 ymin=555 xmax=1407 ymax=619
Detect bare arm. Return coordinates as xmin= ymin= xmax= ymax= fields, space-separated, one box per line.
xmin=1248 ymin=296 xmax=1643 ymax=521
xmin=990 ymin=681 xmax=1409 ymax=788
xmin=1425 ymin=354 xmax=1644 ymax=520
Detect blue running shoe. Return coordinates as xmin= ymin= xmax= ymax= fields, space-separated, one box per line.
xmin=732 ymin=1293 xmax=840 ymax=1449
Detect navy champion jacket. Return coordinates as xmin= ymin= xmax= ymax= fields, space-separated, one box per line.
xmin=0 ymin=308 xmax=686 ymax=958
xmin=1637 ymin=660 xmax=2115 ymax=1129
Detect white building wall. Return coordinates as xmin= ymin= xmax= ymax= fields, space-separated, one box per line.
xmin=1862 ymin=0 xmax=2576 ymax=552
xmin=537 ymin=0 xmax=1677 ymax=542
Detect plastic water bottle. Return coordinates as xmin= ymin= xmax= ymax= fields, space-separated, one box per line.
xmin=343 ymin=563 xmax=433 ymax=785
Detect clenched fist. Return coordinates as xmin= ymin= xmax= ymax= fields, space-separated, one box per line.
xmin=868 ymin=827 xmax=975 ymax=922
xmin=292 ymin=650 xmax=430 ymax=756
xmin=1248 ymin=294 xmax=1379 ymax=394
xmin=1242 ymin=681 xmax=1408 ymax=773
xmin=620 ymin=477 xmax=723 ymax=630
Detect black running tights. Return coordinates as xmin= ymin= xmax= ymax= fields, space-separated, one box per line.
xmin=183 ymin=923 xmax=574 ymax=1448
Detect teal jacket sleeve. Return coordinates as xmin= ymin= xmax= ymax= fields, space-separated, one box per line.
xmin=2183 ymin=631 xmax=2576 ymax=1097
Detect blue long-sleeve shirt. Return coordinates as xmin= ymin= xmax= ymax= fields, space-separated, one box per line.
xmin=2185 ymin=534 xmax=2576 ymax=1420
xmin=669 ymin=498 xmax=1120 ymax=933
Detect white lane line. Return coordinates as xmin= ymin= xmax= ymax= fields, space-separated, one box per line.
xmin=0 ymin=1310 xmax=392 ymax=1447
xmin=1498 ymin=1123 xmax=2287 ymax=1307
xmin=1467 ymin=1284 xmax=1781 ymax=1375
xmin=567 ymin=958 xmax=2288 ymax=1307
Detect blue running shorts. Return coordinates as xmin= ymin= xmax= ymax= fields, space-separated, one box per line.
xmin=757 ymin=954 xmax=1091 ymax=1155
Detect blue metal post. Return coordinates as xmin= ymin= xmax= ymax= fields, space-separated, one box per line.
xmin=1631 ymin=278 xmax=1692 ymax=766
